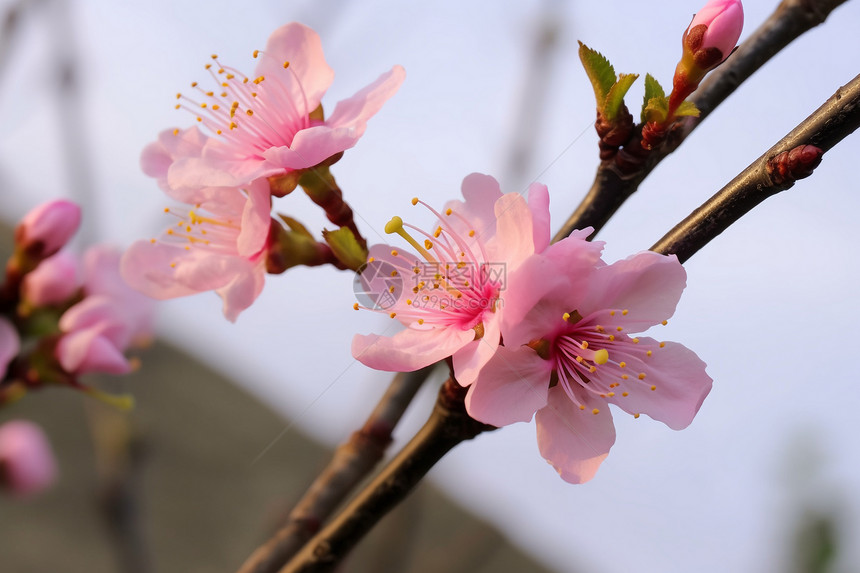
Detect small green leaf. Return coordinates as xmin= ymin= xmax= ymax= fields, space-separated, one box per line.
xmin=603 ymin=73 xmax=639 ymax=122
xmin=323 ymin=227 xmax=367 ymax=271
xmin=641 ymin=74 xmax=666 ymax=122
xmin=642 ymin=96 xmax=669 ymax=124
xmin=674 ymin=100 xmax=701 ymax=118
xmin=578 ymin=41 xmax=617 ymax=112
xmin=277 ymin=214 xmax=315 ymax=239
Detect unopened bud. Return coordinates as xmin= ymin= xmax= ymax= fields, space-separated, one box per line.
xmin=684 ymin=0 xmax=744 ymax=69
xmin=0 ymin=421 xmax=57 ymax=498
xmin=15 ymin=200 xmax=81 ymax=259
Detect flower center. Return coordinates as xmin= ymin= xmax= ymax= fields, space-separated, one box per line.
xmin=354 ymin=198 xmax=503 ymax=330
xmin=173 ymin=52 xmax=313 ymax=154
xmin=150 ymin=204 xmax=240 ymax=258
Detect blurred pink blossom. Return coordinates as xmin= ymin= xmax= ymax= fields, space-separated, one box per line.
xmin=14 ymin=200 xmax=81 ymax=258
xmin=21 ymin=251 xmax=80 ymax=307
xmin=120 ymin=181 xmax=271 ymax=322
xmin=57 ymin=246 xmax=155 ymax=375
xmin=352 ymin=173 xmax=558 ymax=384
xmin=466 ymin=242 xmax=712 ymax=484
xmin=146 ymin=22 xmax=405 ymax=192
xmin=0 ymin=420 xmax=57 ymax=498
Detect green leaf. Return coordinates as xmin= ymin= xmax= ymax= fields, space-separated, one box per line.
xmin=578 ymin=41 xmax=617 ymax=112
xmin=277 ymin=214 xmax=315 ymax=239
xmin=603 ymin=73 xmax=638 ymax=122
xmin=641 ymin=74 xmax=666 ymax=122
xmin=674 ymin=100 xmax=701 ymax=118
xmin=642 ymin=96 xmax=669 ymax=124
xmin=322 ymin=227 xmax=367 ymax=271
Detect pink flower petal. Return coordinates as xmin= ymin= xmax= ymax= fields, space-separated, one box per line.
xmin=266 ymin=124 xmax=362 ymax=170
xmin=254 ymin=22 xmax=335 ymax=110
xmin=444 ymin=173 xmax=504 ymax=241
xmin=237 ymin=180 xmax=272 ymax=257
xmin=465 ymin=345 xmax=552 ymax=426
xmin=487 ymin=193 xmax=535 ymax=271
xmin=15 ymin=200 xmax=81 ymax=257
xmin=579 ymin=251 xmax=687 ymax=330
xmin=527 ymin=182 xmax=551 ymax=253
xmin=56 ymin=327 xmax=131 ymax=375
xmin=215 ymin=258 xmax=266 ymax=323
xmin=326 ymin=66 xmax=406 ymax=132
xmin=451 ymin=311 xmax=501 ymax=387
xmin=352 ymin=326 xmax=476 ymax=372
xmin=22 ymin=251 xmax=80 ymax=306
xmin=604 ymin=339 xmax=713 ymax=430
xmin=536 ymin=386 xmax=616 ymax=484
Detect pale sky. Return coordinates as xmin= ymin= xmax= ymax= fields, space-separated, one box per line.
xmin=2 ymin=1 xmax=860 ymax=571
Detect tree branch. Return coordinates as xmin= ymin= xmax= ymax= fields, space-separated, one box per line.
xmin=651 ymin=74 xmax=860 ymax=262
xmin=279 ymin=377 xmax=495 ymax=573
xmin=552 ymin=0 xmax=850 ymax=242
xmin=236 ymin=365 xmax=436 ymax=573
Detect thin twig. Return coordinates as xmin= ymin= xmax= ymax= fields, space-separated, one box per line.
xmin=237 ymin=365 xmax=436 ymax=573
xmin=279 ymin=377 xmax=495 ymax=573
xmin=651 ymin=74 xmax=860 ymax=262
xmin=552 ymin=0 xmax=850 ymax=241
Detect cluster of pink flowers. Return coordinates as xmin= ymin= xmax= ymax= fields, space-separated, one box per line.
xmin=123 ymin=22 xmax=405 ymax=321
xmin=2 ymin=200 xmax=154 ymax=383
xmin=352 ymin=174 xmax=712 ymax=483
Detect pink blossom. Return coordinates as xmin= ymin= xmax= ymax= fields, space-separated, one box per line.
xmin=120 ymin=180 xmax=271 ymax=322
xmin=57 ymin=246 xmax=156 ymax=375
xmin=14 ymin=200 xmax=81 ymax=258
xmin=685 ymin=0 xmax=744 ymax=68
xmin=0 ymin=317 xmax=19 ymax=378
xmin=351 ymin=173 xmax=569 ymax=384
xmin=145 ymin=22 xmax=405 ymax=191
xmin=0 ymin=420 xmax=57 ymax=497
xmin=21 ymin=251 xmax=80 ymax=307
xmin=466 ymin=242 xmax=712 ymax=484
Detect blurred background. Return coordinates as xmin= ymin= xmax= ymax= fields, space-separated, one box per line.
xmin=1 ymin=0 xmax=859 ymax=571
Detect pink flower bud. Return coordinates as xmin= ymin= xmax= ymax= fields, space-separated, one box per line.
xmin=0 ymin=420 xmax=57 ymax=497
xmin=15 ymin=200 xmax=82 ymax=258
xmin=22 ymin=252 xmax=81 ymax=307
xmin=684 ymin=0 xmax=744 ymax=69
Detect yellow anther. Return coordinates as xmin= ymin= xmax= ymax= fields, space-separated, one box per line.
xmin=196 ymin=117 xmax=202 ymax=122
xmin=246 ymin=109 xmax=254 ymax=116
xmin=212 ymin=104 xmax=220 ymax=111
xmin=229 ymin=122 xmax=238 ymax=130
xmin=650 ymin=385 xmax=656 ymax=391
xmin=170 ymin=263 xmax=176 ymax=268
xmin=173 ymin=128 xmax=179 ymax=136
xmin=216 ymin=130 xmax=222 ymax=135
xmin=445 ymin=208 xmax=453 ymax=216
xmin=659 ymin=342 xmax=666 ymax=348
xmin=174 ymin=104 xmax=180 ymax=110
xmin=622 ymin=374 xmax=629 ymax=380
xmin=388 ymin=286 xmax=395 ymax=293
xmin=226 ymin=73 xmax=235 ymax=80
xmin=579 ymin=405 xmax=586 ymax=411
xmin=589 ymin=366 xmax=596 ymax=373
xmin=638 ymin=373 xmax=646 ymax=380
xmin=616 ymin=326 xmax=623 ymax=332
xmin=607 ymin=392 xmax=615 ymax=397
xmin=191 ymin=81 xmax=198 ymax=87
xmin=622 ymin=392 xmax=629 ymax=397
xmin=149 ymin=238 xmax=156 ymax=244
xmin=417 ymin=319 xmax=425 ymax=325
xmin=595 ymin=325 xmax=605 ymax=333
xmin=200 ymin=103 xmax=207 ymax=108
xmin=576 ymin=356 xmax=584 ymax=363
xmin=593 ymin=349 xmax=609 ymax=365
xmin=390 ymin=271 xmax=398 ymax=277
xmin=424 ymin=239 xmax=433 ymax=250
xmin=283 ymin=61 xmax=290 ymax=68
xmin=608 ymin=335 xmax=615 ymax=341
xmin=632 ymin=338 xmax=640 ymax=344
xmin=253 ymin=75 xmax=265 ymax=84
xmin=389 ymin=312 xmax=397 ymax=319
xmin=221 ymin=82 xmax=229 ymax=87
xmin=206 ymin=91 xmax=214 ymax=96
xmin=610 ymin=310 xmax=616 ymax=316
xmin=411 ymin=197 xmax=419 ymax=205
xmin=434 ymin=226 xmax=442 ymax=238
xmin=176 ymin=92 xmax=182 ymax=99
xmin=662 ymin=320 xmax=668 ymax=326
xmin=592 ymin=408 xmax=599 ymax=415
xmin=634 ymin=413 xmax=640 ymax=419
xmin=562 ymin=312 xmax=571 ymax=322
xmin=353 ymin=303 xmax=359 ymax=310
xmin=368 ymin=257 xmax=376 ymax=263
xmin=619 ymin=362 xmax=627 ymax=368
xmin=622 ymin=309 xmax=629 ymax=316
xmin=406 ymin=299 xmax=413 ymax=305
xmin=580 ymin=341 xmax=589 ymax=350
xmin=468 ymin=230 xmax=475 ymax=237
xmin=253 ymin=49 xmax=260 ymax=58
xmin=646 ymin=350 xmax=652 ymax=357
xmin=205 ymin=64 xmax=211 ymax=70
xmin=391 ymin=249 xmax=399 ymax=256
xmin=210 ymin=54 xmax=218 ymax=59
